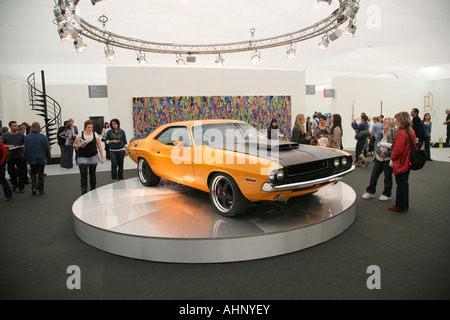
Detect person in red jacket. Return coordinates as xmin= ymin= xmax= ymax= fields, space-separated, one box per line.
xmin=389 ymin=111 xmax=416 ymax=212
xmin=0 ymin=140 xmax=13 ymax=200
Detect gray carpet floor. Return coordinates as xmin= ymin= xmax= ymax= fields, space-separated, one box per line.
xmin=1 ymin=156 xmax=449 ymax=300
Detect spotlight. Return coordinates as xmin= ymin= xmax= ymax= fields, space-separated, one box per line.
xmin=104 ymin=45 xmax=115 ymax=60
xmin=344 ymin=1 xmax=359 ymax=20
xmin=318 ymin=35 xmax=329 ymax=50
xmin=176 ymin=55 xmax=186 ymax=67
xmin=215 ymin=54 xmax=225 ymax=67
xmin=251 ymin=50 xmax=261 ymax=64
xmin=137 ymin=52 xmax=148 ymax=65
xmin=344 ymin=22 xmax=357 ymax=37
xmin=74 ymin=38 xmax=87 ymax=52
xmin=57 ymin=25 xmax=72 ymax=42
xmin=53 ymin=6 xmax=67 ymax=25
xmin=286 ymin=45 xmax=296 ymax=59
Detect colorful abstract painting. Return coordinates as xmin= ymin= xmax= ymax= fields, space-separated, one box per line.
xmin=132 ymin=96 xmax=291 ymax=140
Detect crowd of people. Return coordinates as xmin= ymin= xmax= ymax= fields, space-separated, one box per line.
xmin=1 ymin=109 xmax=449 ymax=215
xmin=270 ymin=108 xmax=450 ymax=213
xmin=1 ymin=118 xmax=128 ymax=200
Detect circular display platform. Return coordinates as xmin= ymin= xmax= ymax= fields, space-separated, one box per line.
xmin=72 ymin=178 xmax=356 ymax=263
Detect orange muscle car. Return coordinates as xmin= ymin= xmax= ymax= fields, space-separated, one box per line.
xmin=127 ymin=120 xmax=354 ymax=217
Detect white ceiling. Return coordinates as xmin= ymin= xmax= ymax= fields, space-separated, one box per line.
xmin=0 ymin=0 xmax=450 ymax=85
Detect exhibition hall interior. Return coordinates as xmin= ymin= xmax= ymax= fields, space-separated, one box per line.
xmin=0 ymin=0 xmax=449 ymax=301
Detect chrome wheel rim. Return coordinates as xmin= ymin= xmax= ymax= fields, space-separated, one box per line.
xmin=138 ymin=159 xmax=149 ymax=183
xmin=211 ymin=175 xmax=233 ymax=213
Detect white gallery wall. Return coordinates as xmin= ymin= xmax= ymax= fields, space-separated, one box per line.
xmin=332 ymin=77 xmax=449 ymax=149
xmin=106 ymin=66 xmax=306 ymax=168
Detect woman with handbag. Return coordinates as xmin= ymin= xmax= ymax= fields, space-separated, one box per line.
xmin=389 ymin=111 xmax=416 ymax=213
xmin=351 ymin=114 xmax=370 ymax=167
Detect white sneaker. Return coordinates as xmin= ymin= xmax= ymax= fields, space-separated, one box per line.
xmin=362 ymin=192 xmax=374 ymax=199
xmin=379 ymin=195 xmax=391 ymax=201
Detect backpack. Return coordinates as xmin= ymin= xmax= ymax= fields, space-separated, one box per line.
xmin=405 ymin=129 xmax=426 ymax=170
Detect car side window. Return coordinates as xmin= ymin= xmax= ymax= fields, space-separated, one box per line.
xmin=156 ymin=127 xmax=191 ymax=147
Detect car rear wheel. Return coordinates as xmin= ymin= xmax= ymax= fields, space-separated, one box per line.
xmin=209 ymin=173 xmax=250 ymax=217
xmin=138 ymin=158 xmax=161 ymax=186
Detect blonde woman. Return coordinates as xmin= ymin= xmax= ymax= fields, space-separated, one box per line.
xmin=389 ymin=112 xmax=416 ymax=213
xmin=291 ymin=114 xmax=311 ymax=144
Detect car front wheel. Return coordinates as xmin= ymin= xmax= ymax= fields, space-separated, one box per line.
xmin=209 ymin=173 xmax=250 ymax=217
xmin=137 ymin=158 xmax=161 ymax=186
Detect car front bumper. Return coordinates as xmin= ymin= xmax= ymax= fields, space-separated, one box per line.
xmin=262 ymin=165 xmax=355 ymax=192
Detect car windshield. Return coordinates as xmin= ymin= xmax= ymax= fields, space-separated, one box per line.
xmin=192 ymin=122 xmax=268 ymax=146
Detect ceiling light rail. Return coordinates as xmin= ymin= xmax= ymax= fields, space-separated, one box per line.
xmin=55 ymin=0 xmax=359 ymax=66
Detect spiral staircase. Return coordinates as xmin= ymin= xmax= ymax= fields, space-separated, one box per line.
xmin=27 ymin=71 xmax=62 ymax=163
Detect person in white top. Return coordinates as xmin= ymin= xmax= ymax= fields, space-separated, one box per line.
xmin=362 ymin=118 xmax=396 ymax=201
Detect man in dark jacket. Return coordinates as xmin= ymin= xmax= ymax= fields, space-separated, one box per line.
xmin=1 ymin=121 xmax=26 ymax=192
xmin=410 ymin=108 xmax=423 ymax=146
xmin=57 ymin=120 xmax=68 ymax=167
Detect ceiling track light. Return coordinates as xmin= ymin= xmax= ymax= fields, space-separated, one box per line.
xmin=176 ymin=55 xmax=186 ymax=67
xmin=286 ymin=44 xmax=296 ymax=59
xmin=251 ymin=50 xmax=261 ymax=64
xmin=137 ymin=52 xmax=148 ymax=65
xmin=53 ymin=6 xmax=67 ymax=25
xmin=344 ymin=21 xmax=357 ymax=37
xmin=215 ymin=54 xmax=225 ymax=67
xmin=344 ymin=0 xmax=360 ymax=20
xmin=74 ymin=37 xmax=87 ymax=52
xmin=318 ymin=35 xmax=329 ymax=50
xmin=104 ymin=45 xmax=115 ymax=60
xmin=57 ymin=25 xmax=72 ymax=42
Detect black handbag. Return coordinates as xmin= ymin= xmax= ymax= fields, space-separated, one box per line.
xmin=405 ymin=129 xmax=426 ymax=170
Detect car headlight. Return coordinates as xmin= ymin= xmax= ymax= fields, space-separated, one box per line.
xmin=341 ymin=157 xmax=348 ymax=166
xmin=334 ymin=158 xmax=340 ymax=168
xmin=269 ymin=168 xmax=285 ymax=182
xmin=276 ymin=169 xmax=285 ymax=180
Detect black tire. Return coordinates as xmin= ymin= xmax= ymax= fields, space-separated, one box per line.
xmin=137 ymin=158 xmax=160 ymax=186
xmin=209 ymin=173 xmax=250 ymax=217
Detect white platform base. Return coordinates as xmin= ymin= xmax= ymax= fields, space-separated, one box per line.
xmin=72 ymin=178 xmax=356 ymax=263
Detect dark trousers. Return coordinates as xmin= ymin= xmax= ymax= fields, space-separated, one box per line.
xmin=30 ymin=164 xmax=45 ymax=193
xmin=394 ymin=169 xmax=410 ymax=210
xmin=59 ymin=144 xmax=66 ymax=167
xmin=110 ymin=150 xmax=125 ymax=180
xmin=423 ymin=137 xmax=431 ymax=160
xmin=66 ymin=145 xmax=73 ymax=169
xmin=355 ymin=138 xmax=367 ymax=159
xmin=366 ymin=159 xmax=393 ymax=197
xmin=0 ymin=162 xmax=12 ymax=199
xmin=7 ymin=157 xmax=27 ymax=191
xmin=79 ymin=164 xmax=97 ymax=194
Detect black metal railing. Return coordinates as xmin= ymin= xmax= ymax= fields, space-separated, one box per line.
xmin=27 ymin=71 xmax=62 ymax=147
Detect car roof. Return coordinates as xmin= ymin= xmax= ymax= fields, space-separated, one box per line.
xmin=165 ymin=119 xmax=246 ymax=127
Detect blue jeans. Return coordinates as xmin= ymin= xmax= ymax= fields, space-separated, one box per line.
xmin=66 ymin=145 xmax=74 ymax=169
xmin=110 ymin=150 xmax=125 ymax=180
xmin=366 ymin=159 xmax=393 ymax=197
xmin=395 ymin=169 xmax=410 ymax=210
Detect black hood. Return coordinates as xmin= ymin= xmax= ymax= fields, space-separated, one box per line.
xmin=208 ymin=140 xmax=344 ymax=166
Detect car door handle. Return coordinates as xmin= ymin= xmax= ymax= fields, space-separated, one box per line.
xmin=157 ymin=149 xmax=160 ymax=154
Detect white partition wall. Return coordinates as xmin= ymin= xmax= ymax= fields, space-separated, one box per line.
xmin=331 ymin=77 xmax=438 ymax=150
